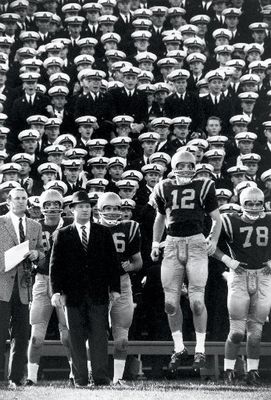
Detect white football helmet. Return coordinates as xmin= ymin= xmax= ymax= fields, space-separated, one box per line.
xmin=171 ymin=150 xmax=196 ymax=185
xmin=40 ymin=189 xmax=63 ymax=217
xmin=97 ymin=192 xmax=122 ymax=225
xmin=239 ymin=187 xmax=264 ymax=220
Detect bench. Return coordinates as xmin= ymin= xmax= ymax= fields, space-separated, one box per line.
xmin=3 ymin=341 xmax=271 ymax=380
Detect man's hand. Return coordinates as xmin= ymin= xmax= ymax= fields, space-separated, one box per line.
xmin=24 ymin=250 xmax=39 ymax=261
xmin=121 ymin=260 xmax=133 ymax=272
xmin=51 ymin=293 xmax=66 ymax=307
xmin=151 ymin=247 xmax=160 ymax=262
xmin=221 ymin=254 xmax=240 ymax=270
xmin=46 ymin=105 xmax=54 ymax=116
xmin=206 ymin=237 xmax=217 ymax=256
xmin=109 ymin=291 xmax=120 ymax=303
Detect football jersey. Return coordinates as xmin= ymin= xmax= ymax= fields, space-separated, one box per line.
xmin=221 ymin=212 xmax=271 ymax=270
xmin=37 ymin=216 xmax=74 ymax=275
xmin=110 ymin=220 xmax=141 ymax=275
xmin=153 ymin=178 xmax=218 ymax=237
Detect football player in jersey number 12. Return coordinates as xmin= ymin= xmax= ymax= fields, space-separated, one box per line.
xmin=151 ymin=151 xmax=222 ymax=372
xmin=213 ymin=187 xmax=271 ymax=386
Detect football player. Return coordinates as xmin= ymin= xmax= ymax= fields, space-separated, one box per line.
xmin=26 ymin=190 xmax=74 ymax=386
xmin=97 ymin=192 xmax=142 ymax=385
xmin=151 ymin=151 xmax=222 ymax=371
xmin=213 ymin=187 xmax=271 ymax=385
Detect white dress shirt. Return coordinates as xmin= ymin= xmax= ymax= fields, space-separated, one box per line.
xmin=9 ymin=212 xmax=26 ymax=243
xmin=75 ymin=220 xmax=90 ymax=243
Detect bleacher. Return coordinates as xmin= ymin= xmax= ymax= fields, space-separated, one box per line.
xmin=3 ymin=340 xmax=271 ymax=381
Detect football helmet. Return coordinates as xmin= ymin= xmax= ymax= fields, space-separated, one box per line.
xmin=97 ymin=192 xmax=122 ymax=225
xmin=171 ymin=151 xmax=196 ymax=185
xmin=239 ymin=187 xmax=264 ymax=220
xmin=40 ymin=189 xmax=63 ymax=217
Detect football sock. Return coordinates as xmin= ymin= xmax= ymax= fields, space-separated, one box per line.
xmin=113 ymin=359 xmax=126 ymax=383
xmin=172 ymin=331 xmax=184 ymax=353
xmin=195 ymin=332 xmax=206 ymax=354
xmin=27 ymin=362 xmax=39 ymax=384
xmin=69 ymin=361 xmax=74 ymax=379
xmin=247 ymin=359 xmax=259 ymax=372
xmin=224 ymin=359 xmax=236 ymax=371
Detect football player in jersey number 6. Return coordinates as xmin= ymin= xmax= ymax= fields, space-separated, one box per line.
xmin=151 ymin=151 xmax=222 ymax=371
xmin=97 ymin=192 xmax=142 ymax=386
xmin=213 ymin=187 xmax=271 ymax=386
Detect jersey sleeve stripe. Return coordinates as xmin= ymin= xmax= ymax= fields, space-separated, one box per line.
xmin=129 ymin=220 xmax=138 ymax=243
xmin=200 ymin=179 xmax=212 ymax=205
xmin=222 ymin=214 xmax=233 ymax=242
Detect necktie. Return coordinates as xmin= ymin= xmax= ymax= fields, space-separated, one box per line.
xmin=128 ymin=91 xmax=132 ymax=97
xmin=125 ymin=15 xmax=129 ymax=23
xmin=214 ymin=96 xmax=218 ymax=105
xmin=81 ymin=225 xmax=88 ymax=253
xmin=19 ymin=217 xmax=25 ymax=243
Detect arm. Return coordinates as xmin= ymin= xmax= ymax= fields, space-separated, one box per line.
xmin=151 ymin=211 xmax=166 ymax=262
xmin=206 ymin=208 xmax=222 ymax=256
xmin=213 ymin=246 xmax=243 ymax=273
xmin=122 ymin=252 xmax=142 ymax=273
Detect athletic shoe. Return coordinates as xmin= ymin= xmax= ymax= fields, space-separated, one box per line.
xmin=24 ymin=379 xmax=35 ymax=386
xmin=192 ymin=352 xmax=206 ymax=370
xmin=223 ymin=369 xmax=236 ymax=385
xmin=168 ymin=348 xmax=189 ymax=373
xmin=112 ymin=379 xmax=129 ymax=388
xmin=246 ymin=370 xmax=261 ymax=386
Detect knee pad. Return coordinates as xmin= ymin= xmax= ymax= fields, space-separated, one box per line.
xmin=165 ymin=302 xmax=177 ymax=316
xmin=188 ymin=286 xmax=205 ymax=316
xmin=30 ymin=324 xmax=47 ymax=348
xmin=164 ymin=291 xmax=180 ymax=316
xmin=247 ymin=321 xmax=263 ymax=347
xmin=228 ymin=320 xmax=246 ymax=344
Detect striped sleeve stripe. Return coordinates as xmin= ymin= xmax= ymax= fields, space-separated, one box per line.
xmin=129 ymin=220 xmax=139 ymax=243
xmin=222 ymin=214 xmax=233 ymax=242
xmin=199 ymin=179 xmax=213 ymax=206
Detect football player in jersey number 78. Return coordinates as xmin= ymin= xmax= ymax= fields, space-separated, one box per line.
xmin=151 ymin=151 xmax=222 ymax=372
xmin=97 ymin=192 xmax=142 ymax=386
xmin=213 ymin=187 xmax=271 ymax=386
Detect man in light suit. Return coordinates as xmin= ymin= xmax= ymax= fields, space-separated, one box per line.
xmin=0 ymin=188 xmax=44 ymax=389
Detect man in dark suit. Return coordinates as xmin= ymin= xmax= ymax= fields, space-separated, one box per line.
xmin=74 ymin=69 xmax=115 ymax=141
xmin=164 ymin=69 xmax=205 ymax=133
xmin=0 ymin=187 xmax=44 ymax=388
xmin=50 ymin=191 xmax=120 ymax=387
xmin=201 ymin=69 xmax=234 ymax=132
xmin=8 ymin=72 xmax=50 ymax=148
xmin=111 ymin=66 xmax=149 ymax=136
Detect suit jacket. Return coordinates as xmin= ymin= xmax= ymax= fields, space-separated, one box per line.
xmin=164 ymin=91 xmax=205 ymax=132
xmin=200 ymin=94 xmax=233 ymax=131
xmin=9 ymin=93 xmax=50 ymax=136
xmin=111 ymin=87 xmax=148 ymax=126
xmin=0 ymin=213 xmax=44 ymax=304
xmin=50 ymin=222 xmax=121 ymax=306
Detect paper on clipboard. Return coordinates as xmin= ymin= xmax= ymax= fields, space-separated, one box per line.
xmin=4 ymin=240 xmax=29 ymax=272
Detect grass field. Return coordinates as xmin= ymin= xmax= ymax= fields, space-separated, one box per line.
xmin=1 ymin=380 xmax=271 ymax=400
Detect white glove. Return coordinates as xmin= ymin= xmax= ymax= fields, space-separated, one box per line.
xmin=51 ymin=293 xmax=66 ymax=307
xmin=221 ymin=255 xmax=240 ymax=270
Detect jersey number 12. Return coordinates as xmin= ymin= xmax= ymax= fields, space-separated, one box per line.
xmin=171 ymin=189 xmax=195 ymax=210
